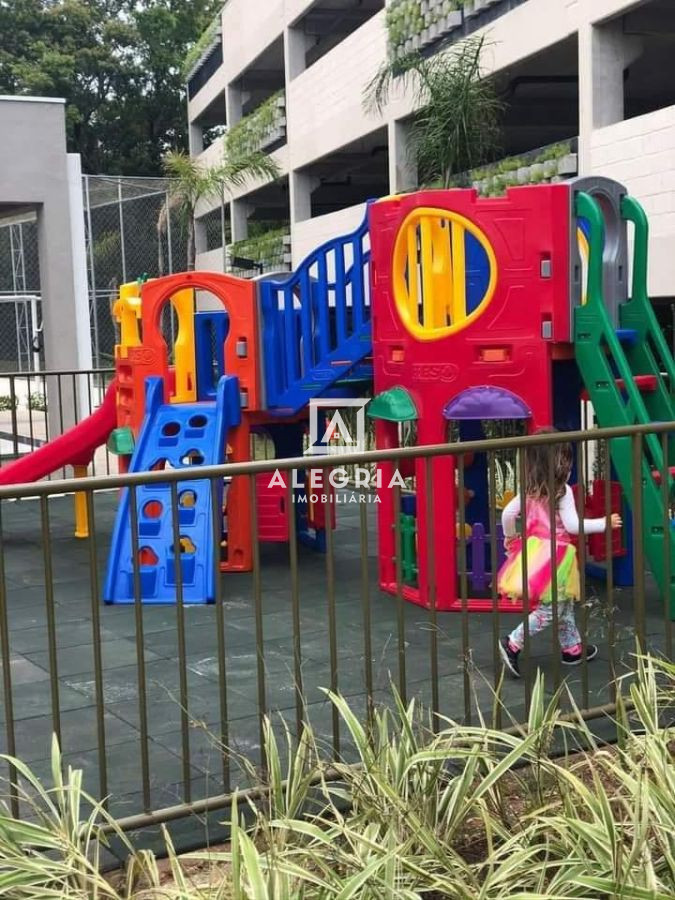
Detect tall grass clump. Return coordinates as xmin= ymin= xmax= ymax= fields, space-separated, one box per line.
xmin=0 ymin=654 xmax=674 ymax=897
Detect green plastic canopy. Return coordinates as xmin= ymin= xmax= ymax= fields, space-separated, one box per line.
xmin=367 ymin=387 xmax=418 ymax=422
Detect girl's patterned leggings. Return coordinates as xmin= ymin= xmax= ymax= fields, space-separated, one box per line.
xmin=508 ymin=599 xmax=581 ymax=651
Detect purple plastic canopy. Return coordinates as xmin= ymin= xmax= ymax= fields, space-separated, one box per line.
xmin=443 ymin=386 xmax=531 ymax=421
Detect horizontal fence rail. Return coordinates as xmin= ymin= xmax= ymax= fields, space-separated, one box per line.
xmin=0 ymin=411 xmax=672 ymax=845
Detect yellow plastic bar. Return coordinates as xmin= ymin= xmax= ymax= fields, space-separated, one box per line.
xmin=406 ymin=222 xmax=419 ymax=323
xmin=113 ymin=281 xmax=142 ymax=359
xmin=430 ymin=219 xmax=452 ymax=328
xmin=420 ymin=216 xmax=435 ymax=328
xmin=451 ymin=221 xmax=467 ymax=326
xmin=170 ymin=288 xmax=197 ymax=404
xmin=73 ymin=465 xmax=89 ymax=539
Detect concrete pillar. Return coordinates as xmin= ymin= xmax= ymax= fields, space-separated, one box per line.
xmin=189 ymin=121 xmax=204 ymax=155
xmin=388 ymin=119 xmax=418 ymax=193
xmin=230 ymin=198 xmax=250 ymax=243
xmin=578 ymin=21 xmax=643 ymax=173
xmin=226 ymin=83 xmax=244 ymax=128
xmin=289 ymin=170 xmax=313 ymax=226
xmin=67 ymin=155 xmax=94 ymax=423
xmin=284 ymin=25 xmax=314 ymax=81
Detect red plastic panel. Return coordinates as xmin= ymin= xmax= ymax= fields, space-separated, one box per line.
xmin=255 ymin=472 xmax=289 ymax=542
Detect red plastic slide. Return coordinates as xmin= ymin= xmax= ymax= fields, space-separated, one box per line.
xmin=0 ymin=379 xmax=118 ymax=486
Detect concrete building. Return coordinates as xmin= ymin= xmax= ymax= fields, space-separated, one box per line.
xmin=187 ymin=0 xmax=675 ymax=319
xmin=0 ymin=96 xmax=91 ymax=430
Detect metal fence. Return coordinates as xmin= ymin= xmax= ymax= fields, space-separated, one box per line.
xmin=0 ymin=399 xmax=672 ymax=848
xmin=0 ymin=179 xmax=190 ymax=373
xmin=83 ymin=176 xmax=189 ymax=368
xmin=0 ymin=368 xmax=116 ymax=473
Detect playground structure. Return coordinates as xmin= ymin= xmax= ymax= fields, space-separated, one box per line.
xmin=1 ymin=177 xmax=674 ymax=615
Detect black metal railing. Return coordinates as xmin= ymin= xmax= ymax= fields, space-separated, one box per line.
xmin=0 ymin=419 xmax=672 ymax=846
xmin=0 ymin=368 xmax=115 ymax=474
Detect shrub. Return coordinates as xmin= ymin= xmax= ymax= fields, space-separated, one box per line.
xmin=1 ymin=655 xmax=674 ymax=896
xmin=28 ymin=392 xmax=47 ymax=411
xmin=0 ymin=394 xmax=17 ymax=411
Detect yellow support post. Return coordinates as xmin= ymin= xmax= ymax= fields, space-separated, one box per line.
xmin=170 ymin=288 xmax=197 ymax=404
xmin=420 ymin=216 xmax=435 ymax=328
xmin=451 ymin=221 xmax=467 ymax=326
xmin=73 ymin=465 xmax=89 ymax=539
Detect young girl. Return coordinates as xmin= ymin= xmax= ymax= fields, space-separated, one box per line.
xmin=498 ymin=433 xmax=621 ymax=677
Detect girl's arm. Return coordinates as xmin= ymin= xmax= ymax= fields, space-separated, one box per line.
xmin=501 ymin=494 xmax=521 ymax=537
xmin=558 ymin=485 xmax=606 ymax=534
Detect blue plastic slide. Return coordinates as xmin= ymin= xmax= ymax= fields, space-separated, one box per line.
xmin=104 ymin=375 xmax=241 ymax=604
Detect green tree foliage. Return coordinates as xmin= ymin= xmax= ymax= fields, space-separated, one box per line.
xmin=365 ymin=36 xmax=503 ymax=188
xmin=161 ymin=149 xmax=279 ymax=269
xmin=0 ymin=0 xmax=221 ymax=175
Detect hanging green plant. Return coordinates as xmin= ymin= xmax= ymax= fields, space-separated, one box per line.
xmin=225 ymin=91 xmax=286 ymax=158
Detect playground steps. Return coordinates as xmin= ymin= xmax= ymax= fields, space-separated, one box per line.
xmin=580 ymin=373 xmax=658 ymax=402
xmin=574 ymin=191 xmax=675 ymax=618
xmin=104 ymin=376 xmax=241 ymax=605
xmin=259 ymin=210 xmax=372 ymax=415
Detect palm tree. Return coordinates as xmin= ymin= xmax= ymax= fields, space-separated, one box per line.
xmin=159 ymin=146 xmax=279 ymax=271
xmin=364 ymin=36 xmax=503 ymax=188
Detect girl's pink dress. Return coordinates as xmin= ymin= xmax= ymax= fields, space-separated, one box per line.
xmin=497 ymin=496 xmax=580 ymax=607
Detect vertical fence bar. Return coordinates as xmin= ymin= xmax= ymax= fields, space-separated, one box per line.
xmin=0 ymin=503 xmax=19 ymax=816
xmin=9 ymin=375 xmax=18 ymax=457
xmin=575 ymin=442 xmax=589 ymax=710
xmin=547 ymin=445 xmax=561 ymax=693
xmin=392 ymin=474 xmax=407 ymax=706
xmin=359 ymin=499 xmax=374 ymax=726
xmin=118 ymin=178 xmax=127 ymax=284
xmin=249 ymin=474 xmax=268 ymax=772
xmin=26 ymin=372 xmax=35 ymax=451
xmin=40 ymin=495 xmax=61 ymax=746
xmin=517 ymin=448 xmax=532 ymax=713
xmin=631 ymin=433 xmax=646 ymax=651
xmin=287 ymin=476 xmax=304 ymax=740
xmin=166 ymin=191 xmax=174 ymax=275
xmin=457 ymin=453 xmax=471 ymax=724
xmin=487 ymin=452 xmax=501 ymax=729
xmin=323 ymin=470 xmax=341 ymax=757
xmin=604 ymin=439 xmax=617 ymax=701
xmin=210 ymin=476 xmax=230 ymax=791
xmin=85 ymin=489 xmax=108 ymax=804
xmin=71 ymin=373 xmax=80 ymax=426
xmin=41 ymin=372 xmax=49 ymax=445
xmin=170 ymin=482 xmax=191 ymax=804
xmin=424 ymin=458 xmax=440 ymax=730
xmin=128 ymin=487 xmax=152 ymax=811
xmin=661 ymin=432 xmax=673 ymax=660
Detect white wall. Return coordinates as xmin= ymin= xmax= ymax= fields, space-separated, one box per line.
xmin=590 ymin=105 xmax=675 ymax=297
xmin=292 ymin=202 xmax=367 ymax=267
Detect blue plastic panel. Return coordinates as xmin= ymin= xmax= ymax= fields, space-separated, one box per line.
xmin=104 ymin=375 xmax=241 ymax=605
xmin=195 ymin=311 xmax=229 ymax=400
xmin=259 ymin=207 xmax=372 ymax=415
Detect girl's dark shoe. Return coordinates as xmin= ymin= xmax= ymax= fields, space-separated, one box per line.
xmin=499 ymin=636 xmax=521 ymax=678
xmin=562 ymin=644 xmax=598 ymax=666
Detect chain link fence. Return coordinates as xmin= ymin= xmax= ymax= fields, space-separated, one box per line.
xmin=84 ymin=175 xmax=189 ymax=367
xmin=0 ymin=177 xmax=190 ymax=371
xmin=0 ymin=219 xmax=42 ymax=373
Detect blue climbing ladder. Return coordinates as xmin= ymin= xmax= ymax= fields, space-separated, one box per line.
xmin=259 ymin=209 xmax=373 ymax=415
xmin=104 ymin=375 xmax=241 ymax=604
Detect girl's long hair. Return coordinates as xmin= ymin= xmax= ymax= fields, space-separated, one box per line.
xmin=523 ymin=428 xmax=573 ymax=501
